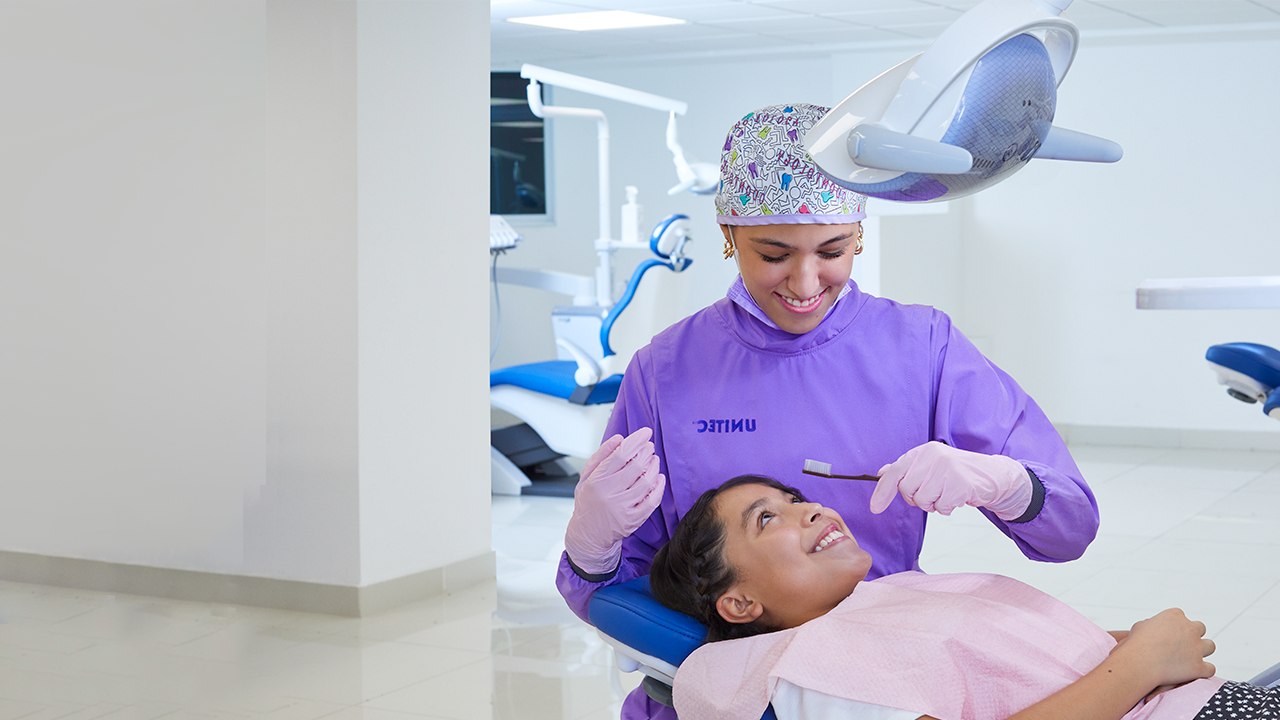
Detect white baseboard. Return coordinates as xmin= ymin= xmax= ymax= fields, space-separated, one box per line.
xmin=1056 ymin=423 xmax=1280 ymax=452
xmin=0 ymin=550 xmax=496 ymax=617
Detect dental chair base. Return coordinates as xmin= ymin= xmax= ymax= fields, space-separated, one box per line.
xmin=489 ymin=363 xmax=620 ymax=495
xmin=490 ymin=423 xmax=582 ymax=497
xmin=491 ymin=446 xmax=533 ymax=497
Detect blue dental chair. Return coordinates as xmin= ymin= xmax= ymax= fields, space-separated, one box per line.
xmin=490 ymin=215 xmax=692 ymax=495
xmin=1205 ymin=343 xmax=1280 ymax=420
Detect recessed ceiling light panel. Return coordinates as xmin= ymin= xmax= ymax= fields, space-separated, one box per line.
xmin=508 ymin=10 xmax=685 ymax=32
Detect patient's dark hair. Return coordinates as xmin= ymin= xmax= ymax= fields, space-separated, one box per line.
xmin=649 ymin=475 xmax=806 ymax=642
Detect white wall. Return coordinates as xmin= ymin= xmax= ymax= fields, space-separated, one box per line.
xmin=954 ymin=37 xmax=1280 ymax=432
xmin=0 ymin=0 xmax=490 ymax=589
xmin=0 ymin=0 xmax=279 ymax=576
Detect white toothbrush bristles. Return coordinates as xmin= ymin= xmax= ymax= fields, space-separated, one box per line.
xmin=803 ymin=459 xmax=832 ymax=476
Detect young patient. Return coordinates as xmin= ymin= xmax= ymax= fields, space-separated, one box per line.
xmin=649 ymin=476 xmax=1274 ymax=720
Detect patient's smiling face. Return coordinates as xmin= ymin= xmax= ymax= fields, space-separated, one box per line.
xmin=714 ymin=483 xmax=873 ymax=631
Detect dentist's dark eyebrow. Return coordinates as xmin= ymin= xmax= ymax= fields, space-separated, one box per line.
xmin=751 ymin=232 xmax=854 ymax=250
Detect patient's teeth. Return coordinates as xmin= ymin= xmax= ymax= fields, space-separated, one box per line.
xmin=814 ymin=529 xmax=845 ymax=552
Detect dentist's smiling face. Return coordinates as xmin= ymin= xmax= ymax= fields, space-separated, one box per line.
xmin=715 ymin=482 xmax=872 ymax=631
xmin=723 ymin=222 xmax=860 ymax=335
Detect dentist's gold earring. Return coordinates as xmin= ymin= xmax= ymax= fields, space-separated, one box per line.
xmin=853 ymin=224 xmax=865 ymax=256
xmin=723 ymin=235 xmax=735 ymax=260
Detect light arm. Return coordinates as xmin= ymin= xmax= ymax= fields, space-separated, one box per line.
xmin=520 ymin=64 xmax=687 ymax=115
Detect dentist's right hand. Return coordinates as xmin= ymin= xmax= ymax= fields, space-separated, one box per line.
xmin=563 ymin=427 xmax=666 ymax=576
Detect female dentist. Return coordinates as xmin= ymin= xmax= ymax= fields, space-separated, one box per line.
xmin=556 ymin=103 xmax=1100 ymax=720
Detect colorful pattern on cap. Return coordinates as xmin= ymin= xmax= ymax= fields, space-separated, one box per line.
xmin=715 ymin=103 xmax=867 ymax=225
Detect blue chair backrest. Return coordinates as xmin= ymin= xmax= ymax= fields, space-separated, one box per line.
xmin=588 ymin=575 xmax=707 ymax=668
xmin=589 ymin=576 xmax=779 ymax=719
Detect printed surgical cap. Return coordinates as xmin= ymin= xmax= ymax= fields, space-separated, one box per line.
xmin=715 ymin=103 xmax=867 ymax=226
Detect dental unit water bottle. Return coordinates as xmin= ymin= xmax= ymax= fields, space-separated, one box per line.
xmin=620 ymin=186 xmax=642 ymax=245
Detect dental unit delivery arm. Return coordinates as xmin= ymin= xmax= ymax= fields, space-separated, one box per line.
xmin=556 ymin=285 xmax=1099 ymax=625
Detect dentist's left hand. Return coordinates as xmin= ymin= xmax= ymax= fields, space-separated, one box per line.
xmin=869 ymin=441 xmax=1032 ymax=520
xmin=564 ymin=427 xmax=666 ymax=576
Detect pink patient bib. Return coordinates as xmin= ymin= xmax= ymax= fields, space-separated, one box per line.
xmin=673 ymin=572 xmax=1118 ymax=720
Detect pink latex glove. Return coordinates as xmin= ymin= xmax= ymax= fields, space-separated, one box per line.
xmin=869 ymin=441 xmax=1032 ymax=521
xmin=564 ymin=427 xmax=666 ymax=575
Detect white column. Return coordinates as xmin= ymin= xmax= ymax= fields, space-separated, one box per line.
xmin=355 ymin=0 xmax=491 ymax=586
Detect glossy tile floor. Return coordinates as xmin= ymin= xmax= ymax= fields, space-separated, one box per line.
xmin=3 ymin=444 xmax=1279 ymax=719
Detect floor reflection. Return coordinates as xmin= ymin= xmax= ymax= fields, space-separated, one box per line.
xmin=491 ymin=494 xmax=641 ymax=720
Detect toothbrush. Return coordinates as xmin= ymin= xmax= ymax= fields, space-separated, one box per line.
xmin=802 ymin=459 xmax=879 ymax=482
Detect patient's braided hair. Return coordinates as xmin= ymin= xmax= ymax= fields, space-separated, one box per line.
xmin=649 ymin=475 xmax=805 ymax=643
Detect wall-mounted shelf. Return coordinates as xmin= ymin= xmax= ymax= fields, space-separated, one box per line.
xmin=1136 ymin=276 xmax=1280 ymax=310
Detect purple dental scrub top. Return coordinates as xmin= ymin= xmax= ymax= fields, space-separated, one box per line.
xmin=556 ymin=279 xmax=1099 ymax=720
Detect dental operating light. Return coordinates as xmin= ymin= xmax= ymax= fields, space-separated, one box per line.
xmin=805 ymin=0 xmax=1121 ymax=203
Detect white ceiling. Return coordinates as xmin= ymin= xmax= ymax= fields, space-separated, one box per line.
xmin=491 ymin=0 xmax=1280 ymax=68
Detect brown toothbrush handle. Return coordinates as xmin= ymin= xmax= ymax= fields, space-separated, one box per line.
xmin=835 ymin=473 xmax=880 ymax=482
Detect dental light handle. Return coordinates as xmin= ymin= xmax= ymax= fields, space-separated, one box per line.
xmin=1033 ymin=125 xmax=1123 ymax=162
xmin=848 ymin=123 xmax=974 ymax=174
